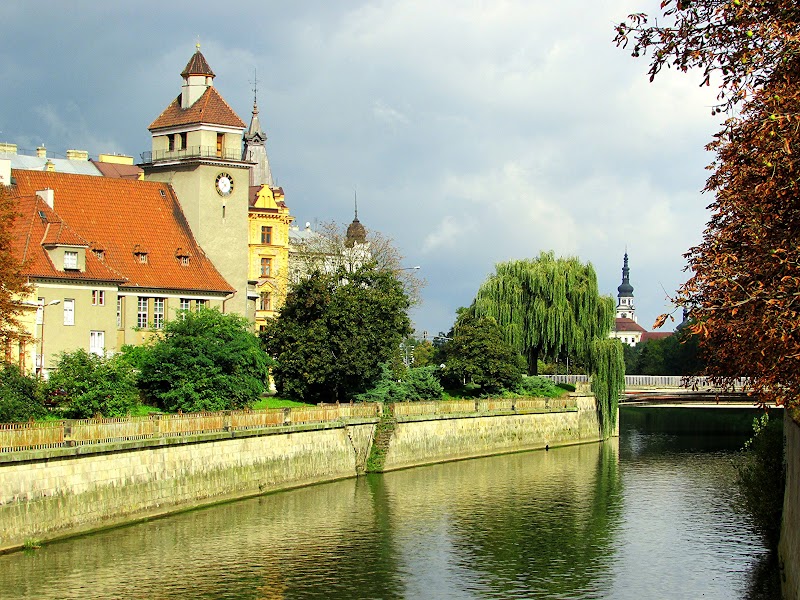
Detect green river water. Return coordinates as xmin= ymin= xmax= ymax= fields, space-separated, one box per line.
xmin=0 ymin=407 xmax=782 ymax=599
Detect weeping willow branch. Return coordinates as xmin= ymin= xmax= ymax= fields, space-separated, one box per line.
xmin=589 ymin=339 xmax=625 ymax=438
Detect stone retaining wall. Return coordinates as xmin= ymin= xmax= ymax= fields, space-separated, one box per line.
xmin=0 ymin=397 xmax=606 ymax=553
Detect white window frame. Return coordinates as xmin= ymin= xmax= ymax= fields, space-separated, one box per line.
xmin=117 ymin=296 xmax=123 ymax=329
xmin=153 ymin=298 xmax=165 ymax=329
xmin=137 ymin=297 xmax=148 ymax=328
xmin=92 ymin=290 xmax=105 ymax=306
xmin=36 ymin=297 xmax=44 ymax=325
xmin=64 ymin=251 xmax=78 ymax=270
xmin=179 ymin=298 xmax=191 ymax=312
xmin=89 ymin=331 xmax=105 ymax=356
xmin=63 ymin=299 xmax=75 ymax=326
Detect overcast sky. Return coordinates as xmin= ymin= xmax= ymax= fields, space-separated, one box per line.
xmin=2 ymin=1 xmax=723 ymax=336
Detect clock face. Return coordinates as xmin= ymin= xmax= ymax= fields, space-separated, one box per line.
xmin=216 ymin=172 xmax=233 ymax=196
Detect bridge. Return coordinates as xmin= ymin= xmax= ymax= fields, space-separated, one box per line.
xmin=541 ymin=375 xmax=757 ymax=408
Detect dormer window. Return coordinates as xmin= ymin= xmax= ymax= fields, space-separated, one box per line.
xmin=175 ymin=248 xmax=190 ymax=266
xmin=138 ymin=253 xmax=149 ymax=264
xmin=64 ymin=251 xmax=78 ymax=270
xmin=93 ymin=248 xmax=105 ymax=261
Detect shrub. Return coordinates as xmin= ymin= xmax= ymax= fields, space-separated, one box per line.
xmin=45 ymin=350 xmax=139 ymax=418
xmin=357 ymin=364 xmax=443 ymax=402
xmin=733 ymin=412 xmax=785 ymax=549
xmin=0 ymin=363 xmax=46 ymax=422
xmin=516 ymin=376 xmax=566 ymax=398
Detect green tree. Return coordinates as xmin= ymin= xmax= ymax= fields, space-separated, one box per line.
xmin=412 ymin=340 xmax=436 ymax=367
xmin=0 ymin=362 xmax=46 ymax=422
xmin=262 ymin=264 xmax=412 ymax=403
xmin=45 ymin=349 xmax=139 ymax=418
xmin=357 ymin=363 xmax=443 ymax=402
xmin=474 ymin=252 xmax=615 ymax=375
xmin=137 ymin=308 xmax=269 ymax=413
xmin=438 ymin=309 xmax=525 ymax=394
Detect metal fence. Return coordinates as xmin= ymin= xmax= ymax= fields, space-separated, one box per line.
xmin=539 ymin=374 xmax=748 ymax=390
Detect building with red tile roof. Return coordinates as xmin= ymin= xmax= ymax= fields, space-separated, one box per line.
xmin=9 ymin=169 xmax=234 ymax=374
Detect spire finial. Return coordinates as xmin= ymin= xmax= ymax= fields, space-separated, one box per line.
xmin=250 ymin=68 xmax=259 ymax=111
xmin=196 ymin=36 xmax=201 ymax=51
xmin=354 ymin=188 xmax=359 ymax=221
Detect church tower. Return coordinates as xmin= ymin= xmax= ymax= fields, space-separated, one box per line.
xmin=616 ymin=252 xmax=636 ymax=321
xmin=242 ymin=80 xmax=275 ymax=188
xmin=142 ymin=45 xmax=251 ymax=317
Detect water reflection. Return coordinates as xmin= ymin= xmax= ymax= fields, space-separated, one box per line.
xmin=0 ymin=409 xmax=779 ymax=599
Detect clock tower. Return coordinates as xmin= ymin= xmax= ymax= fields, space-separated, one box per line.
xmin=141 ymin=45 xmax=251 ymax=317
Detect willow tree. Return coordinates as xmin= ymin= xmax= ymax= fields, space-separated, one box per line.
xmin=474 ymin=252 xmax=616 ymax=375
xmin=474 ymin=252 xmax=622 ymax=435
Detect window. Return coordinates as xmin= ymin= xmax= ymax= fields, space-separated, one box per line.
xmin=153 ymin=298 xmax=164 ymax=329
xmin=260 ymin=292 xmax=271 ymax=311
xmin=216 ymin=133 xmax=224 ymax=158
xmin=64 ymin=251 xmax=78 ymax=270
xmin=93 ymin=249 xmax=105 ymax=261
xmin=168 ymin=134 xmax=175 ymax=152
xmin=260 ymin=257 xmax=272 ymax=277
xmin=261 ymin=226 xmax=272 ymax=244
xmin=196 ymin=299 xmax=206 ymax=311
xmin=180 ymin=298 xmax=191 ymax=312
xmin=117 ymin=297 xmax=123 ymax=329
xmin=137 ymin=252 xmax=148 ymax=264
xmin=92 ymin=290 xmax=105 ymax=306
xmin=36 ymin=298 xmax=44 ymax=325
xmin=180 ymin=132 xmax=187 ymax=150
xmin=179 ymin=255 xmax=190 ymax=266
xmin=89 ymin=331 xmax=105 ymax=357
xmin=137 ymin=297 xmax=148 ymax=328
xmin=63 ymin=299 xmax=75 ymax=326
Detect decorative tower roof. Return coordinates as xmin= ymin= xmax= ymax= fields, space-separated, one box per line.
xmin=617 ymin=252 xmax=634 ymax=297
xmin=242 ymin=72 xmax=275 ymax=188
xmin=181 ymin=46 xmax=215 ymax=78
xmin=345 ymin=194 xmax=367 ymax=248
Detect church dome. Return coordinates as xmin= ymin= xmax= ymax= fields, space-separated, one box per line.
xmin=345 ymin=217 xmax=366 ymax=248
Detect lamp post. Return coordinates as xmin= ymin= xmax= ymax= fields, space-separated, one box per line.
xmin=38 ymin=299 xmax=60 ymax=377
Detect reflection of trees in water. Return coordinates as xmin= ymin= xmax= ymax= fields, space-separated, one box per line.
xmin=743 ymin=550 xmax=782 ymax=600
xmin=448 ymin=441 xmax=622 ymax=597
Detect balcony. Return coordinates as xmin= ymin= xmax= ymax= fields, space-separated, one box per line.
xmin=140 ymin=146 xmax=242 ymax=164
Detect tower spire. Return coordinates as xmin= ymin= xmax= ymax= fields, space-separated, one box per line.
xmin=616 ymin=251 xmax=636 ymax=321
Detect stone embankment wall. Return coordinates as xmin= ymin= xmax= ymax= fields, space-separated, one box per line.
xmin=0 ymin=396 xmax=606 ymax=553
xmin=780 ymin=410 xmax=800 ymax=600
xmin=383 ymin=396 xmax=605 ymax=471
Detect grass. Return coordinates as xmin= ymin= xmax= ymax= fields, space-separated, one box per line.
xmin=251 ymin=397 xmax=315 ymax=410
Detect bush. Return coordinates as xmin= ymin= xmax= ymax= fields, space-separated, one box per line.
xmin=45 ymin=350 xmax=139 ymax=418
xmin=357 ymin=364 xmax=443 ymax=402
xmin=516 ymin=376 xmax=566 ymax=398
xmin=137 ymin=309 xmax=270 ymax=413
xmin=0 ymin=363 xmax=46 ymax=422
xmin=733 ymin=412 xmax=785 ymax=549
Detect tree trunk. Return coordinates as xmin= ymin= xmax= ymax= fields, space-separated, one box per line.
xmin=527 ymin=348 xmax=539 ymax=376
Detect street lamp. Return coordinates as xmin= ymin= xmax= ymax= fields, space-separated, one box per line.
xmin=38 ymin=299 xmax=60 ymax=377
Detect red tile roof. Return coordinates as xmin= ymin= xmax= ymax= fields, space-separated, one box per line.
xmin=9 ymin=192 xmax=125 ymax=283
xmin=641 ymin=331 xmax=673 ymax=342
xmin=149 ymin=87 xmax=246 ymax=131
xmin=614 ymin=317 xmax=647 ymax=333
xmin=11 ymin=170 xmax=234 ymax=294
xmin=90 ymin=160 xmax=143 ymax=180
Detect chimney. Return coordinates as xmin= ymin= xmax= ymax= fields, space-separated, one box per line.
xmin=66 ymin=149 xmax=89 ymax=161
xmin=36 ymin=145 xmax=47 ymax=158
xmin=0 ymin=158 xmax=10 ymax=186
xmin=36 ymin=189 xmax=54 ymax=208
xmin=44 ymin=160 xmax=56 ymax=172
xmin=98 ymin=153 xmax=134 ymax=165
xmin=0 ymin=142 xmax=17 ymax=155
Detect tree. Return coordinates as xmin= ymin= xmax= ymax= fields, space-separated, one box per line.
xmin=261 ymin=263 xmax=412 ymax=403
xmin=136 ymin=309 xmax=270 ymax=413
xmin=437 ymin=309 xmax=525 ymax=394
xmin=290 ymin=220 xmax=425 ymax=304
xmin=45 ymin=349 xmax=138 ymax=418
xmin=473 ymin=252 xmax=615 ymax=375
xmin=0 ymin=186 xmax=33 ymax=353
xmin=615 ymin=1 xmax=800 ymax=408
xmin=0 ymin=362 xmax=45 ymax=422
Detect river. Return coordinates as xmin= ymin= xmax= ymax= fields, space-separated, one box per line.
xmin=0 ymin=407 xmax=781 ymax=599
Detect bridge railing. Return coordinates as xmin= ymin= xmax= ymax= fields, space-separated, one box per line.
xmin=539 ymin=374 xmax=749 ymax=390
